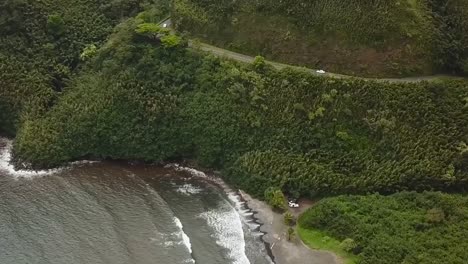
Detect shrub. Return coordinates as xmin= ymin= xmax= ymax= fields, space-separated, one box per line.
xmin=340 ymin=238 xmax=357 ymax=253
xmin=253 ymin=55 xmax=266 ymax=71
xmin=426 ymin=208 xmax=445 ymax=224
xmin=264 ymin=187 xmax=286 ymax=210
xmin=287 ymin=227 xmax=295 ymax=241
xmin=283 ymin=211 xmax=295 ymax=226
xmin=161 ymin=34 xmax=182 ymax=48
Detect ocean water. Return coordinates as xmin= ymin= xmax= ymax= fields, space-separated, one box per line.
xmin=0 ymin=138 xmax=273 ymax=264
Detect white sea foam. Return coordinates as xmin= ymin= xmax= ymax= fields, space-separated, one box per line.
xmin=200 ymin=205 xmax=251 ymax=264
xmin=0 ymin=139 xmax=62 ymax=178
xmin=176 ymin=183 xmax=203 ymax=195
xmin=173 ymin=217 xmax=195 ymax=262
xmin=168 ymin=164 xmax=269 ymax=263
xmin=227 ymin=192 xmax=257 ymax=226
xmin=70 ymin=160 xmax=99 ymax=166
xmin=0 ymin=138 xmax=98 ymax=179
xmin=167 ymin=164 xmax=208 ymax=178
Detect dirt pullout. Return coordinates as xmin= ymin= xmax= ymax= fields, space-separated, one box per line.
xmin=240 ymin=191 xmax=342 ymax=264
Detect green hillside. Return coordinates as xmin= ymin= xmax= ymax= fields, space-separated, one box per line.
xmin=0 ymin=0 xmax=160 ymax=136
xmin=1 ymin=2 xmax=468 ymax=263
xmin=173 ymin=0 xmax=468 ymax=77
xmin=11 ymin=16 xmax=468 ymax=198
xmin=298 ymin=192 xmax=468 ymax=264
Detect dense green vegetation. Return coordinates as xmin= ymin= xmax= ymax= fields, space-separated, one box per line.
xmin=0 ymin=0 xmax=164 ymax=136
xmin=173 ymin=0 xmax=468 ymax=77
xmin=1 ymin=2 xmax=468 ymax=263
xmin=428 ymin=0 xmax=468 ymax=73
xmin=298 ymin=192 xmax=468 ymax=264
xmin=297 ymin=226 xmax=358 ymax=264
xmin=11 ymin=14 xmax=468 ymax=198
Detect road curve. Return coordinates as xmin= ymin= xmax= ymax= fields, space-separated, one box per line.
xmin=161 ymin=17 xmax=465 ymax=83
xmin=193 ymin=42 xmax=465 ymax=83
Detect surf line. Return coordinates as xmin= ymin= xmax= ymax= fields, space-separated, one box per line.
xmin=236 ymin=190 xmax=276 ymax=264
xmin=166 ymin=163 xmax=276 ymax=264
xmin=173 ymin=216 xmax=196 ymax=263
xmin=133 ymin=172 xmax=197 ymax=264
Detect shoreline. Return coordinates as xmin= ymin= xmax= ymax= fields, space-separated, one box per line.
xmin=169 ymin=162 xmax=341 ymax=264
xmin=238 ymin=191 xmax=342 ymax=264
xmin=0 ymin=146 xmax=339 ymax=264
xmin=235 ymin=190 xmax=276 ymax=263
xmin=166 ymin=163 xmax=277 ymax=263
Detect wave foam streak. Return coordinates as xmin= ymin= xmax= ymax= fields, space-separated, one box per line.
xmin=0 ymin=138 xmax=99 ymax=179
xmin=0 ymin=139 xmax=62 ymax=178
xmin=200 ymin=205 xmax=250 ymax=264
xmin=175 ymin=183 xmax=202 ymax=195
xmin=173 ymin=217 xmax=194 ymax=256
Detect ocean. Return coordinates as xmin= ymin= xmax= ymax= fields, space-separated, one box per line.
xmin=0 ymin=138 xmax=273 ymax=264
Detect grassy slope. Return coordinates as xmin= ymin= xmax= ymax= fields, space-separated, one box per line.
xmin=173 ymin=0 xmax=434 ymax=77
xmin=297 ymin=226 xmax=359 ymax=264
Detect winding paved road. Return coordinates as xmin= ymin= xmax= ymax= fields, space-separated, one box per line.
xmin=161 ymin=18 xmax=465 ymax=83
xmin=192 ymin=42 xmax=464 ymax=83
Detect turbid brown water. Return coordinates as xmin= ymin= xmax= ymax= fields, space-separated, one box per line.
xmin=0 ymin=138 xmax=272 ymax=264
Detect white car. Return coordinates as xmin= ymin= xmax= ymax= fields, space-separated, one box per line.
xmin=288 ymin=201 xmax=299 ymax=208
xmin=316 ymin=70 xmax=326 ymax=74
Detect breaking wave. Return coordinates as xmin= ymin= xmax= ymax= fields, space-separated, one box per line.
xmin=0 ymin=138 xmax=98 ymax=179
xmin=168 ymin=164 xmax=273 ymax=264
xmin=0 ymin=139 xmax=62 ymax=178
xmin=173 ymin=217 xmax=194 ymax=256
xmin=168 ymin=164 xmax=208 ymax=178
xmin=200 ymin=206 xmax=250 ymax=264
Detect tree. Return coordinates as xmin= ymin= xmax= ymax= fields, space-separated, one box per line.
xmin=80 ymin=44 xmax=98 ymax=61
xmin=135 ymin=22 xmax=182 ymax=48
xmin=161 ymin=34 xmax=182 ymax=48
xmin=135 ymin=23 xmax=166 ymax=41
xmin=47 ymin=14 xmax=65 ymax=37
